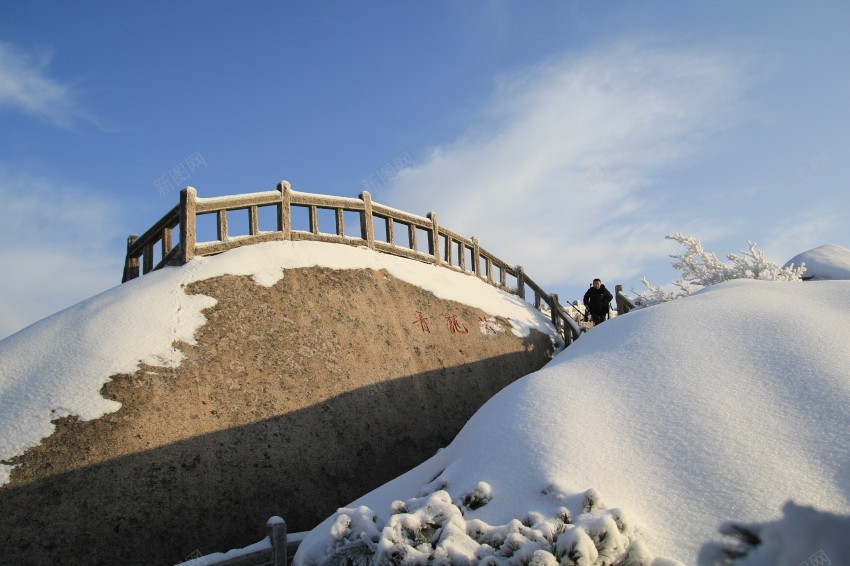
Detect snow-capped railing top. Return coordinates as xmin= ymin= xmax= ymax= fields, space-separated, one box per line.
xmin=122 ymin=182 xmax=582 ymax=343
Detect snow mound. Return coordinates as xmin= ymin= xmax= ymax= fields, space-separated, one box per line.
xmin=784 ymin=243 xmax=850 ymax=280
xmin=0 ymin=241 xmax=556 ymax=485
xmin=296 ymin=278 xmax=850 ymax=564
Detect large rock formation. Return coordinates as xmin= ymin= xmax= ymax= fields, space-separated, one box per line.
xmin=0 ymin=266 xmax=554 ymax=565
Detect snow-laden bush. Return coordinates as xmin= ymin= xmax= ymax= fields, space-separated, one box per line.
xmin=634 ymin=234 xmax=806 ymax=308
xmin=298 ymin=485 xmax=679 ymax=565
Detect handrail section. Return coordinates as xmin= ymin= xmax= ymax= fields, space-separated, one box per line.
xmin=123 ymin=182 xmax=583 ymax=344
xmin=175 ymin=517 xmax=296 ymax=566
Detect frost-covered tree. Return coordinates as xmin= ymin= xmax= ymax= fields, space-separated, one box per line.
xmin=633 ymin=234 xmax=806 ymax=308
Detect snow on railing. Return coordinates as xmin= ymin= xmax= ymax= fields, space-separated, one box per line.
xmin=175 ymin=516 xmax=299 ymax=566
xmin=615 ymin=284 xmax=637 ymax=315
xmin=123 ymin=182 xmax=583 ymax=344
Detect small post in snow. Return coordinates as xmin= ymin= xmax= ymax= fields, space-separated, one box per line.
xmin=516 ymin=266 xmax=525 ymax=300
xmin=267 ymin=516 xmax=287 ymax=566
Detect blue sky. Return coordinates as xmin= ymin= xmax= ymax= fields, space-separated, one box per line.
xmin=1 ymin=1 xmax=848 ymax=339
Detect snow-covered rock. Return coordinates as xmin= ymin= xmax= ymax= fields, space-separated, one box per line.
xmin=784 ymin=243 xmax=850 ymax=280
xmin=0 ymin=241 xmax=556 ymax=486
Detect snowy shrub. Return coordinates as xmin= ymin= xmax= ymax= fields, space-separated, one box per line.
xmin=375 ymin=490 xmax=463 ymax=563
xmin=583 ymin=515 xmax=629 ymax=563
xmin=633 ymin=278 xmax=694 ymax=308
xmin=528 ymin=550 xmax=559 ymax=566
xmin=457 ymin=482 xmax=494 ymax=512
xmin=324 ymin=505 xmax=383 ymax=565
xmin=634 ymin=234 xmax=807 ymax=308
xmin=617 ymin=541 xmax=657 ymax=566
xmin=556 ymin=508 xmax=574 ymax=527
xmin=581 ymin=488 xmax=605 ymax=513
xmin=554 ymin=526 xmax=599 ymax=565
xmin=298 ymin=486 xmax=679 ymax=565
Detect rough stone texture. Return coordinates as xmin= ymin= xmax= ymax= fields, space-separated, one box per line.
xmin=0 ymin=267 xmax=553 ymax=566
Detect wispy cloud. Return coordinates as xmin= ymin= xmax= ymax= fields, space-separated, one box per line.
xmin=0 ymin=168 xmax=123 ymax=339
xmin=0 ymin=40 xmax=92 ymax=128
xmin=382 ymin=40 xmax=753 ymax=289
xmin=763 ymin=207 xmax=844 ymax=267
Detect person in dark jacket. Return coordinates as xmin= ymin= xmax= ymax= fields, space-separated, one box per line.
xmin=583 ymin=278 xmax=613 ymax=326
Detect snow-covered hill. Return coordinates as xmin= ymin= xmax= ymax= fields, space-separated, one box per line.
xmin=4 ymin=239 xmax=849 ymax=566
xmin=0 ymin=241 xmax=557 ymax=487
xmin=296 ymin=276 xmax=850 ymax=565
xmin=0 ymin=241 xmax=562 ymax=565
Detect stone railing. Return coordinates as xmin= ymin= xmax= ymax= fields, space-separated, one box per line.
xmin=123 ymin=182 xmax=583 ymax=344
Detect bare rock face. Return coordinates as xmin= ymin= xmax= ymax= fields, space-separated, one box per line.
xmin=0 ymin=267 xmax=553 ymax=566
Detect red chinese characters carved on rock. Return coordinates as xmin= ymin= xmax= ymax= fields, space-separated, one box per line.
xmin=445 ymin=314 xmax=468 ymax=334
xmin=413 ymin=311 xmax=430 ymax=333
xmin=478 ymin=316 xmax=496 ymax=335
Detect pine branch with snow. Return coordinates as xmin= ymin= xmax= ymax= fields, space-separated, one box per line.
xmin=633 ymin=234 xmax=806 ymax=309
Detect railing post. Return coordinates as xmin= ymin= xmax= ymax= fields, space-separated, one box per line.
xmin=408 ymin=223 xmax=416 ymax=252
xmin=515 ymin=266 xmax=525 ymax=299
xmin=336 ymin=208 xmax=345 ymax=237
xmin=179 ymin=187 xmax=197 ymax=264
xmin=472 ymin=237 xmax=481 ymax=277
xmin=162 ymin=226 xmax=172 ymax=257
xmin=308 ymin=205 xmax=318 ymax=234
xmin=249 ymin=205 xmax=259 ymax=236
xmin=359 ymin=191 xmax=375 ymax=249
xmin=386 ymin=216 xmax=395 ymax=246
xmin=427 ymin=212 xmax=440 ymax=265
xmin=550 ymin=292 xmax=561 ymax=336
xmin=277 ymin=181 xmax=292 ymax=240
xmin=143 ymin=243 xmax=154 ymax=274
xmin=216 ymin=210 xmax=228 ymax=242
xmin=122 ymin=235 xmax=139 ymax=282
xmin=267 ymin=516 xmax=287 ymax=566
xmin=615 ymin=284 xmax=634 ymax=315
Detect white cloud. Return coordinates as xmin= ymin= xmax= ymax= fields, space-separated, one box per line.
xmin=0 ymin=168 xmax=124 ymax=339
xmin=0 ymin=41 xmax=91 ymax=128
xmin=382 ymin=40 xmax=752 ymax=289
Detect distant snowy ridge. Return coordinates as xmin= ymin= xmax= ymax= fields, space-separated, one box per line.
xmin=0 ymin=241 xmax=557 ymax=485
